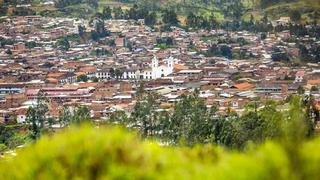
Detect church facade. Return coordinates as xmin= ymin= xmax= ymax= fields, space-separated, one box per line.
xmin=151 ymin=56 xmax=174 ymax=79
xmin=95 ymin=56 xmax=176 ymax=80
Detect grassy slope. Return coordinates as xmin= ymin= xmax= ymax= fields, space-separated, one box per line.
xmin=98 ymin=0 xmax=132 ymax=10
xmin=113 ymin=0 xmax=320 ymax=23
xmin=9 ymin=0 xmax=320 ymax=23
xmin=244 ymin=0 xmax=320 ymax=22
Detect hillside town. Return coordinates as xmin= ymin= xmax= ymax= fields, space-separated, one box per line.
xmin=4 ymin=0 xmax=320 ymax=178
xmin=0 ymin=15 xmax=320 ymax=126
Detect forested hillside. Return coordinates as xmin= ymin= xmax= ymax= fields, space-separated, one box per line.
xmin=1 ymin=0 xmax=320 ymax=23
xmin=108 ymin=0 xmax=320 ymax=22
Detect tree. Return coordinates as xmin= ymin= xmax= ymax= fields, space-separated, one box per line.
xmin=113 ymin=7 xmax=124 ymax=19
xmin=299 ymin=44 xmax=309 ymax=60
xmin=0 ymin=124 xmax=27 ymax=149
xmin=26 ymin=90 xmax=49 ymax=140
xmin=208 ymin=13 xmax=218 ymax=29
xmin=0 ymin=143 xmax=6 ymax=153
xmin=260 ymin=0 xmax=277 ymax=8
xmin=0 ymin=0 xmax=5 ymax=16
xmin=12 ymin=7 xmax=36 ymax=16
xmin=87 ymin=0 xmax=98 ymax=9
xmin=72 ymin=106 xmax=91 ymax=125
xmin=109 ymin=68 xmax=115 ymax=79
xmin=249 ymin=14 xmax=255 ymax=25
xmin=258 ymin=101 xmax=283 ymax=139
xmin=145 ymin=12 xmax=157 ymax=26
xmin=102 ymin=6 xmax=112 ymax=19
xmin=165 ymin=93 xmax=209 ymax=145
xmin=290 ymin=10 xmax=301 ymax=22
xmin=59 ymin=105 xmax=91 ymax=127
xmin=90 ymin=18 xmax=109 ymax=41
xmin=77 ymin=74 xmax=88 ymax=82
xmin=220 ymin=45 xmax=232 ymax=59
xmin=55 ymin=0 xmax=98 ymax=9
xmin=310 ymin=86 xmax=319 ymax=92
xmin=130 ymin=93 xmax=160 ymax=137
xmin=162 ymin=9 xmax=179 ymax=26
xmin=297 ymin=85 xmax=305 ymax=95
xmin=91 ymin=31 xmax=100 ymax=41
xmin=238 ymin=112 xmax=265 ymax=145
xmin=109 ymin=111 xmax=129 ymax=125
xmin=115 ymin=68 xmax=123 ymax=80
xmin=60 ymin=106 xmax=72 ymax=127
xmin=303 ymin=95 xmax=316 ymax=136
xmin=5 ymin=49 xmax=12 ymax=55
xmin=186 ymin=12 xmax=197 ymax=28
xmin=282 ymin=95 xmax=312 ymax=170
xmin=95 ymin=12 xmax=104 ymax=19
xmin=94 ymin=18 xmax=107 ymax=37
xmin=136 ymin=81 xmax=145 ymax=98
xmin=91 ymin=77 xmax=99 ymax=82
xmin=128 ymin=4 xmax=139 ymax=20
xmin=78 ymin=25 xmax=86 ymax=37
xmin=25 ymin=41 xmax=37 ymax=49
xmin=127 ymin=4 xmax=150 ymax=20
xmin=43 ymin=62 xmax=54 ymax=68
xmin=57 ymin=38 xmax=70 ymax=51
xmin=0 ymin=37 xmax=14 ymax=48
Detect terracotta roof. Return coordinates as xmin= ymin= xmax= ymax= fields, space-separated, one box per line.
xmin=307 ymin=80 xmax=320 ymax=85
xmin=75 ymin=72 xmax=86 ymax=76
xmin=174 ymin=64 xmax=188 ymax=71
xmin=64 ymin=83 xmax=98 ymax=88
xmin=79 ymin=66 xmax=97 ymax=73
xmin=296 ymin=71 xmax=305 ymax=76
xmin=63 ymin=62 xmax=86 ymax=68
xmin=47 ymin=73 xmax=65 ymax=78
xmin=160 ymin=102 xmax=172 ymax=107
xmin=46 ymin=78 xmax=59 ymax=84
xmin=16 ymin=108 xmax=28 ymax=115
xmin=234 ymin=82 xmax=253 ymax=90
xmin=78 ymin=83 xmax=98 ymax=88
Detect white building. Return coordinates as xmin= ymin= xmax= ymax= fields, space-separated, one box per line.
xmin=295 ymin=71 xmax=305 ymax=83
xmin=151 ymin=56 xmax=174 ymax=79
xmin=16 ymin=112 xmax=26 ymax=123
xmin=95 ymin=56 xmax=175 ymax=80
xmin=96 ymin=70 xmax=110 ymax=80
xmin=123 ymin=70 xmax=137 ymax=79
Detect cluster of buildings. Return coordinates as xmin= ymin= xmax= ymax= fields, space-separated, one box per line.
xmin=0 ymin=15 xmax=320 ymax=124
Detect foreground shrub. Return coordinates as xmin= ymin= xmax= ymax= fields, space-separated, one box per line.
xmin=0 ymin=125 xmax=318 ymax=179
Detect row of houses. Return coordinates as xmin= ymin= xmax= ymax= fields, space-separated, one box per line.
xmin=0 ymin=15 xmax=319 ymax=124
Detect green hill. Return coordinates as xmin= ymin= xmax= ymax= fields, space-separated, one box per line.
xmin=126 ymin=0 xmax=320 ymax=23
xmin=246 ymin=0 xmax=320 ymax=22
xmin=3 ymin=0 xmax=319 ymax=23
xmin=93 ymin=0 xmax=320 ymax=23
xmin=1 ymin=125 xmax=320 ymax=179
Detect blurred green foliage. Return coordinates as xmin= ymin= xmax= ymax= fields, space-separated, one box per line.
xmin=1 ymin=125 xmax=320 ymax=179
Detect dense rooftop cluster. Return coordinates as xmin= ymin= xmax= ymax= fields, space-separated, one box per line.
xmin=0 ymin=15 xmax=319 ymax=129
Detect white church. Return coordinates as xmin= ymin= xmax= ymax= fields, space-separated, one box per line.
xmin=151 ymin=56 xmax=174 ymax=79
xmin=96 ymin=56 xmax=177 ymax=80
xmin=134 ymin=56 xmax=175 ymax=80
